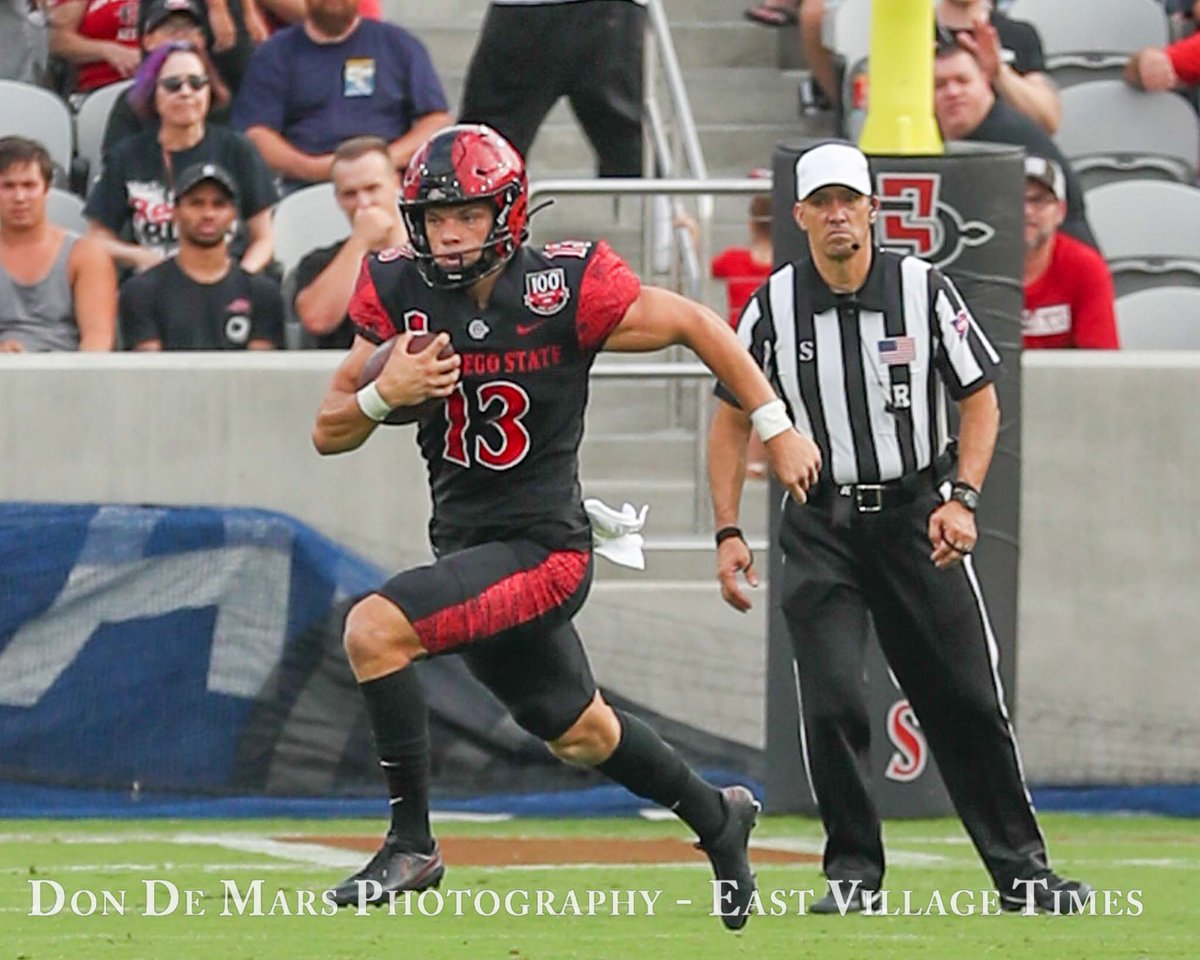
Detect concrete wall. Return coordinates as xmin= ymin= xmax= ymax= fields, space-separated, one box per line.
xmin=1017 ymin=352 xmax=1200 ymax=784
xmin=2 ymin=351 xmax=1197 ymax=782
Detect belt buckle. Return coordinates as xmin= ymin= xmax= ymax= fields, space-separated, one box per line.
xmin=853 ymin=484 xmax=884 ymax=513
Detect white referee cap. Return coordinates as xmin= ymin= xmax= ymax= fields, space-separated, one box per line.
xmin=795 ymin=142 xmax=873 ymax=201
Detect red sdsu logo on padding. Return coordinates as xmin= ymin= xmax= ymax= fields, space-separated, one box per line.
xmin=884 ymin=699 xmax=928 ymax=783
xmin=523 ymin=268 xmax=570 ymax=316
xmin=876 ymin=173 xmax=995 ymax=269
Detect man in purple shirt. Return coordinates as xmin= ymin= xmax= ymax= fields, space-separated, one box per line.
xmin=232 ymin=0 xmax=452 ymax=187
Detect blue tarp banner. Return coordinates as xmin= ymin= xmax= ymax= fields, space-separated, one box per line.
xmin=0 ymin=503 xmax=381 ymax=794
xmin=0 ymin=503 xmax=759 ymax=817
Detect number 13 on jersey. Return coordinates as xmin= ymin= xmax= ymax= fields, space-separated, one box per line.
xmin=443 ymin=381 xmax=532 ymax=470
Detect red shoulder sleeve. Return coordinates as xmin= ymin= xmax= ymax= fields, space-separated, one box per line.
xmin=576 ymin=240 xmax=642 ymax=352
xmin=347 ymin=257 xmax=398 ymax=344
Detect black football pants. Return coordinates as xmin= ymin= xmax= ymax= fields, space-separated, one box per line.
xmin=777 ymin=490 xmax=1051 ymax=894
xmin=459 ymin=0 xmax=644 ymax=177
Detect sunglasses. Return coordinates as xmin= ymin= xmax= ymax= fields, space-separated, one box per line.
xmin=158 ymin=74 xmax=209 ymax=93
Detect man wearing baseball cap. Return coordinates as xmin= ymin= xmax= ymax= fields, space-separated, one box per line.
xmin=119 ymin=162 xmax=283 ymax=350
xmin=1023 ymin=155 xmax=1118 ymax=349
xmin=709 ymin=139 xmax=1092 ymax=914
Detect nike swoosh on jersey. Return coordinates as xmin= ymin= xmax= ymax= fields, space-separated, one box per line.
xmin=516 ymin=321 xmax=546 ymax=335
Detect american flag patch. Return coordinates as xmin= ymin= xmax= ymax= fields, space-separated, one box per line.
xmin=878 ymin=336 xmax=916 ymax=365
xmin=952 ymin=309 xmax=971 ymax=337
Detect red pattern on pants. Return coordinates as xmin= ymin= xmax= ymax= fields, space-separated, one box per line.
xmin=412 ymin=549 xmax=590 ymax=654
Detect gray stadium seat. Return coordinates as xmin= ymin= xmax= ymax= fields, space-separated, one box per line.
xmin=1115 ymin=287 xmax=1200 ymax=347
xmin=1007 ymin=0 xmax=1169 ymax=87
xmin=1057 ymin=81 xmax=1200 ymax=189
xmin=1086 ymin=181 xmax=1200 ymax=294
xmin=0 ymin=81 xmax=74 ymax=177
xmin=45 ymin=188 xmax=88 ymax=234
xmin=74 ymin=79 xmax=133 ymax=186
xmin=272 ymin=182 xmax=348 ymax=274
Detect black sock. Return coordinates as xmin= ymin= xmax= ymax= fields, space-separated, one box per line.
xmin=359 ymin=667 xmax=433 ymax=853
xmin=596 ymin=709 xmax=726 ymax=841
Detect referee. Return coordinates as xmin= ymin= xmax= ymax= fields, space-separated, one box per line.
xmin=708 ymin=141 xmax=1091 ymax=915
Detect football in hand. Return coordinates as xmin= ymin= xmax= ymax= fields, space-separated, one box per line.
xmin=357 ymin=332 xmax=455 ymax=425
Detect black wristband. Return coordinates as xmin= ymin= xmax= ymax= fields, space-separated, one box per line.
xmin=950 ymin=480 xmax=980 ymax=513
xmin=715 ymin=526 xmax=745 ymax=547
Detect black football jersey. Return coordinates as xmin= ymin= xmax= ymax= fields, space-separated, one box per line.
xmin=349 ymin=240 xmax=641 ymax=551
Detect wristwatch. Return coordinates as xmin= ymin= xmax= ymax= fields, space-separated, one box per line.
xmin=950 ymin=480 xmax=980 ymax=513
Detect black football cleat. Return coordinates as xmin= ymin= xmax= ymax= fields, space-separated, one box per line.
xmin=328 ymin=835 xmax=444 ymax=908
xmin=1000 ymin=871 xmax=1094 ymax=914
xmin=695 ymin=785 xmax=761 ymax=931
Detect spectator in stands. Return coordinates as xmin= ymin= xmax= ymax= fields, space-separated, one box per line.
xmin=1022 ymin=155 xmax=1118 ymax=350
xmin=743 ymin=0 xmax=838 ymax=110
xmin=207 ymin=0 xmax=379 ymax=95
xmin=86 ymin=41 xmax=277 ymax=274
xmin=936 ymin=0 xmax=1061 ymax=133
xmin=47 ymin=0 xmax=141 ymax=99
xmin=0 ymin=136 xmax=116 ymax=351
xmin=710 ymin=187 xmax=773 ymax=330
xmin=934 ymin=38 xmax=1097 ymax=249
xmin=293 ymin=135 xmax=407 ymax=349
xmin=1125 ymin=29 xmax=1200 ymax=91
xmin=459 ymin=0 xmax=646 ymax=176
xmin=119 ymin=161 xmax=283 ymax=348
xmin=1 ymin=0 xmax=49 ymax=84
xmin=233 ymin=0 xmax=452 ymax=189
xmin=101 ymin=0 xmax=222 ymax=163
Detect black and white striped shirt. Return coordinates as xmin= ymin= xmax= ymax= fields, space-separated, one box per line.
xmin=717 ymin=249 xmax=1002 ymax=485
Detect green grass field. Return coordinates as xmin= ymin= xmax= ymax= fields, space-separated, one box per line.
xmin=2 ymin=813 xmax=1197 ymax=959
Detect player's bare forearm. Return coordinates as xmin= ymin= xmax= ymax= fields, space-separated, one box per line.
xmin=607 ymin=286 xmax=776 ymax=411
xmin=955 ymin=384 xmax=1000 ymax=490
xmin=312 ymin=339 xmax=380 ymax=455
xmin=708 ymin=400 xmax=753 ymax=529
xmin=313 ymin=389 xmax=379 ymax=454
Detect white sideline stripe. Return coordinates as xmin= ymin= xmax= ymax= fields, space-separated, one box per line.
xmin=749 ymin=837 xmax=948 ymax=867
xmin=171 ymin=835 xmax=363 ymax=868
xmin=12 ymin=856 xmax=1199 ymax=876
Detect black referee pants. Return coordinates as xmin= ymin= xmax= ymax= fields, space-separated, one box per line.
xmin=458 ymin=0 xmax=645 ymax=177
xmin=777 ymin=490 xmax=1050 ymax=894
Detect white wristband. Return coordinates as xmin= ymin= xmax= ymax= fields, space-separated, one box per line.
xmin=749 ymin=398 xmax=792 ymax=442
xmin=356 ymin=382 xmax=392 ymax=423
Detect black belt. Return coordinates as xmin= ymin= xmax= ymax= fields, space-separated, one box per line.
xmin=808 ymin=448 xmax=957 ymax=517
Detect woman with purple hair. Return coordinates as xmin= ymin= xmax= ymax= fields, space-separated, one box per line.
xmin=84 ymin=40 xmax=278 ymax=275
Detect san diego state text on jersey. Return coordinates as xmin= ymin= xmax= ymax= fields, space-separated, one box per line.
xmin=349 ymin=240 xmax=641 ymax=548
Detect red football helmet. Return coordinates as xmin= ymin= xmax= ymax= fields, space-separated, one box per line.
xmin=399 ymin=124 xmax=529 ymax=288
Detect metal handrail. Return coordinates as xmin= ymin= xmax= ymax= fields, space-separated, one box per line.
xmin=645 ymin=0 xmax=708 ymax=185
xmin=529 ymin=177 xmax=772 ymax=203
xmin=643 ymin=0 xmax=712 ymax=297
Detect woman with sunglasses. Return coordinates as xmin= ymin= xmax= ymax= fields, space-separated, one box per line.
xmin=84 ymin=40 xmax=278 ymax=275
